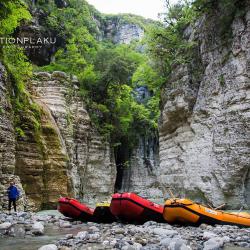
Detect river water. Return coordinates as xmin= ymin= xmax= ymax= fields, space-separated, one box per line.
xmin=0 ymin=210 xmax=86 ymax=250
xmin=0 ymin=225 xmax=83 ymax=250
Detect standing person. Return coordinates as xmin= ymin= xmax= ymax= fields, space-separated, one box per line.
xmin=7 ymin=182 xmax=19 ymax=213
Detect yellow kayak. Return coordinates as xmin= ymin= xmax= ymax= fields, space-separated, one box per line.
xmin=93 ymin=202 xmax=116 ymax=223
xmin=163 ymin=198 xmax=250 ymax=227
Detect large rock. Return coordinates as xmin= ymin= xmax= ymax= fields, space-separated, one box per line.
xmin=38 ymin=244 xmax=58 ymax=250
xmin=0 ymin=222 xmax=12 ymax=230
xmin=203 ymin=238 xmax=224 ymax=250
xmin=31 ymin=221 xmax=44 ymax=235
xmin=159 ymin=8 xmax=250 ymax=208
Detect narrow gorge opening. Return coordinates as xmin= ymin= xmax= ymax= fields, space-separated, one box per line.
xmin=114 ymin=139 xmax=131 ymax=192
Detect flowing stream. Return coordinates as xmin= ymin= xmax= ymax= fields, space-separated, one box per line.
xmin=0 ymin=224 xmax=85 ymax=250
xmin=0 ymin=210 xmax=85 ymax=250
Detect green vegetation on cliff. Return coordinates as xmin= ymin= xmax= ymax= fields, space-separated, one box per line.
xmin=147 ymin=0 xmax=247 ymax=80
xmin=1 ymin=0 xmax=245 ymax=149
xmin=33 ymin=0 xmax=162 ymax=148
xmin=0 ymin=0 xmax=42 ymax=139
xmin=0 ymin=0 xmax=163 ymax=151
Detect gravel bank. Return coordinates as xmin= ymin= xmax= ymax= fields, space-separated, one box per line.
xmin=0 ymin=212 xmax=249 ymax=250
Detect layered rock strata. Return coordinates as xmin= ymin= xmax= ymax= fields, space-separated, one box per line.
xmin=159 ymin=10 xmax=250 ymax=208
xmin=31 ymin=72 xmax=116 ymax=207
xmin=0 ymin=68 xmax=117 ymax=210
xmin=0 ymin=62 xmax=26 ymax=210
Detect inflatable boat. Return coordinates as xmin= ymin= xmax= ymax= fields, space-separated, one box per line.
xmin=163 ymin=198 xmax=250 ymax=227
xmin=110 ymin=193 xmax=164 ymax=223
xmin=93 ymin=202 xmax=116 ymax=223
xmin=58 ymin=197 xmax=94 ymax=221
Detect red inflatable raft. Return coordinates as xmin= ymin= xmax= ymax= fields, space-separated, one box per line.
xmin=58 ymin=197 xmax=94 ymax=221
xmin=110 ymin=193 xmax=164 ymax=223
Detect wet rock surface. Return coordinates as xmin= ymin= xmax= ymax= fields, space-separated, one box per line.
xmin=0 ymin=212 xmax=249 ymax=250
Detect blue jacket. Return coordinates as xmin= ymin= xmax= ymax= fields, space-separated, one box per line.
xmin=7 ymin=186 xmax=19 ymax=199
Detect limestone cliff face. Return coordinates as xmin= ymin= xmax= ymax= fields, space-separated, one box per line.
xmin=159 ymin=10 xmax=250 ymax=209
xmin=15 ymin=100 xmax=70 ymax=210
xmin=100 ymin=18 xmax=144 ymax=44
xmin=31 ymin=72 xmax=116 ymax=207
xmin=19 ymin=3 xmax=145 ymax=66
xmin=116 ymin=86 xmax=163 ymax=202
xmin=0 ymin=68 xmax=116 ymax=211
xmin=119 ymin=136 xmax=163 ymax=203
xmin=0 ymin=62 xmax=26 ymax=210
xmin=0 ymin=2 xmax=153 ymax=210
xmin=16 ymin=9 xmax=62 ymax=66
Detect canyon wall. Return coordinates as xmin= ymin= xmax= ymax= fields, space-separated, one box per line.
xmin=0 ymin=4 xmax=156 ymax=210
xmin=119 ymin=136 xmax=163 ymax=203
xmin=30 ymin=72 xmax=116 ymax=208
xmin=159 ymin=10 xmax=250 ymax=209
xmin=0 ymin=68 xmax=116 ymax=211
xmin=3 ymin=0 xmax=249 ymax=211
xmin=116 ymin=86 xmax=163 ymax=202
xmin=100 ymin=18 xmax=144 ymax=44
xmin=0 ymin=63 xmax=26 ymax=210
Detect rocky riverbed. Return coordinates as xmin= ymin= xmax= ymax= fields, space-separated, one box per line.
xmin=0 ymin=211 xmax=249 ymax=250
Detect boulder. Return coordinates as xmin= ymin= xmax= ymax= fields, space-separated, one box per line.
xmin=203 ymin=231 xmax=218 ymax=240
xmin=31 ymin=222 xmax=44 ymax=235
xmin=203 ymin=238 xmax=224 ymax=250
xmin=38 ymin=244 xmax=58 ymax=250
xmin=75 ymin=231 xmax=88 ymax=240
xmin=0 ymin=222 xmax=12 ymax=230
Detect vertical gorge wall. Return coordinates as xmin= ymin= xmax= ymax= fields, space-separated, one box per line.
xmin=30 ymin=71 xmax=116 ymax=208
xmin=117 ymin=136 xmax=163 ymax=203
xmin=159 ymin=9 xmax=250 ymax=209
xmin=0 ymin=68 xmax=117 ymax=211
xmin=0 ymin=7 xmax=158 ymax=210
xmin=0 ymin=63 xmax=26 ymax=210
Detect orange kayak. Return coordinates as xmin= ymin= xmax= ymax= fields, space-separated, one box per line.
xmin=163 ymin=198 xmax=250 ymax=227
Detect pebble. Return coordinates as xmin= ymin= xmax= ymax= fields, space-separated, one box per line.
xmin=59 ymin=220 xmax=72 ymax=228
xmin=88 ymin=225 xmax=100 ymax=232
xmin=0 ymin=212 xmax=249 ymax=250
xmin=114 ymin=227 xmax=126 ymax=234
xmin=75 ymin=231 xmax=88 ymax=240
